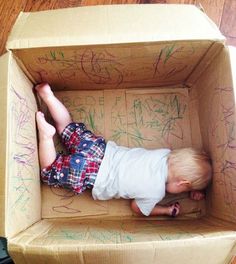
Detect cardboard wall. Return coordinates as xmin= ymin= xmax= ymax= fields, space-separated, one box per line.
xmin=55 ymin=88 xmax=192 ymax=148
xmin=8 ymin=217 xmax=236 ymax=264
xmin=14 ymin=41 xmax=213 ymax=90
xmin=7 ymin=5 xmax=224 ymax=50
xmin=5 ymin=55 xmax=41 ymax=238
xmin=192 ymin=46 xmax=236 ymax=223
xmin=0 ymin=53 xmax=9 ymax=237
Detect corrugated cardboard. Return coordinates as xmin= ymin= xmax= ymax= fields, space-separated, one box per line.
xmin=12 ymin=41 xmax=216 ymax=90
xmin=0 ymin=52 xmax=9 ymax=237
xmin=192 ymin=46 xmax=236 ymax=224
xmin=0 ymin=53 xmax=41 ymax=238
xmin=7 ymin=5 xmax=223 ymax=49
xmin=0 ymin=4 xmax=236 ymax=264
xmin=8 ymin=218 xmax=236 ymax=264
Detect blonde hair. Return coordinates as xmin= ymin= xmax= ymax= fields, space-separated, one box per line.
xmin=168 ymin=148 xmax=212 ymax=190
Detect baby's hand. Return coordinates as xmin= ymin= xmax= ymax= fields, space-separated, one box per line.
xmin=168 ymin=202 xmax=180 ymax=217
xmin=190 ymin=190 xmax=205 ymax=201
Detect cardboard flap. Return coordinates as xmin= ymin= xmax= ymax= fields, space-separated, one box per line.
xmin=0 ymin=52 xmax=41 ymax=238
xmin=8 ymin=218 xmax=236 ymax=264
xmin=192 ymin=46 xmax=236 ymax=223
xmin=7 ymin=4 xmax=225 ymax=50
xmin=0 ymin=53 xmax=10 ymax=237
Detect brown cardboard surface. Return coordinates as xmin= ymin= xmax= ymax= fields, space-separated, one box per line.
xmin=125 ymin=88 xmax=191 ymax=148
xmin=53 ymin=87 xmax=192 ymax=149
xmin=0 ymin=52 xmax=9 ymax=237
xmin=6 ymin=5 xmax=224 ymax=50
xmin=186 ymin=41 xmax=224 ymax=87
xmin=13 ymin=41 xmax=214 ymax=90
xmin=5 ymin=54 xmax=41 ymax=238
xmin=42 ymin=186 xmax=206 ymax=219
xmin=8 ymin=217 xmax=236 ymax=264
xmin=192 ymin=46 xmax=236 ymax=223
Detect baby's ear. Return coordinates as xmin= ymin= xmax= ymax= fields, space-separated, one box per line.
xmin=178 ymin=180 xmax=191 ymax=186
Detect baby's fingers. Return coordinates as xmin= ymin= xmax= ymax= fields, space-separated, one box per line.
xmin=170 ymin=202 xmax=180 ymax=217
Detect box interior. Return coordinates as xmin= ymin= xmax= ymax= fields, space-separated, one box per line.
xmin=2 ymin=32 xmax=236 ymax=264
xmin=13 ymin=41 xmax=214 ymax=221
xmin=6 ymin=39 xmax=236 ymax=221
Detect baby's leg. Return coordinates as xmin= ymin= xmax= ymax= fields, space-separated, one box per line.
xmin=36 ymin=111 xmax=57 ymax=169
xmin=35 ymin=83 xmax=72 ymax=134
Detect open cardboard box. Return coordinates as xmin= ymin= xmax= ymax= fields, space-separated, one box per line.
xmin=0 ymin=4 xmax=236 ymax=264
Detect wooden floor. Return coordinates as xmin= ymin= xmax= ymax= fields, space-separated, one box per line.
xmin=0 ymin=0 xmax=235 ymax=56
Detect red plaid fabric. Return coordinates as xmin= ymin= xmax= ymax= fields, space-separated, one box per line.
xmin=41 ymin=123 xmax=106 ymax=194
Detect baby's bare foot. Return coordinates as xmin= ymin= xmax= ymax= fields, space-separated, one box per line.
xmin=35 ymin=83 xmax=54 ymax=101
xmin=36 ymin=111 xmax=56 ymax=139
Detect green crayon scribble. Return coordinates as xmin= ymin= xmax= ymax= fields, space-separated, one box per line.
xmin=164 ymin=43 xmax=176 ymax=64
xmin=59 ymin=51 xmax=64 ymax=58
xmin=50 ymin=51 xmax=65 ymax=60
xmin=88 ymin=111 xmax=96 ymax=131
xmin=50 ymin=51 xmax=56 ymax=60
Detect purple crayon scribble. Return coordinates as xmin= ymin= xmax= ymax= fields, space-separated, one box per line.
xmin=9 ymin=86 xmax=38 ymax=213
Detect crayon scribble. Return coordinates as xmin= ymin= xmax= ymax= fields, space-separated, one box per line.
xmin=153 ymin=43 xmax=196 ymax=79
xmin=45 ymin=218 xmax=236 ymax=244
xmin=25 ymin=41 xmax=211 ymax=88
xmin=9 ymin=86 xmax=39 ymax=218
xmin=126 ymin=93 xmax=187 ymax=148
xmin=208 ymin=86 xmax=236 ymax=215
xmin=80 ymin=49 xmax=124 ymax=86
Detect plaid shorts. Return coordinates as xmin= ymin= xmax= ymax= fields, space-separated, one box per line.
xmin=41 ymin=123 xmax=106 ymax=194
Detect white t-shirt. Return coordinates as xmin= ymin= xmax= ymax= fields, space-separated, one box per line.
xmin=92 ymin=141 xmax=170 ymax=216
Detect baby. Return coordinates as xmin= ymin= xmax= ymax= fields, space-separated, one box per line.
xmin=36 ymin=83 xmax=212 ymax=217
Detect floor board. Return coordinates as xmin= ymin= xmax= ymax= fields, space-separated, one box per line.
xmin=220 ymin=0 xmax=236 ymax=46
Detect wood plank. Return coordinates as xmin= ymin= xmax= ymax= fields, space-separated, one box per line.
xmin=195 ymin=0 xmax=225 ymax=26
xmin=139 ymin=0 xmax=169 ymax=3
xmin=81 ymin=0 xmax=139 ymax=4
xmin=24 ymin=0 xmax=59 ymax=11
xmin=139 ymin=1 xmax=195 ymax=4
xmin=130 ymin=0 xmax=224 ymax=27
xmin=53 ymin=0 xmax=83 ymax=9
xmin=220 ymin=0 xmax=236 ymax=38
xmin=0 ymin=0 xmax=27 ymax=56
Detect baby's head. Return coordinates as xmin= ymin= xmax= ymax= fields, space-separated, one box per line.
xmin=166 ymin=148 xmax=212 ymax=194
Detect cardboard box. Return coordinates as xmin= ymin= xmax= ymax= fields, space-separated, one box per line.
xmin=0 ymin=4 xmax=236 ymax=263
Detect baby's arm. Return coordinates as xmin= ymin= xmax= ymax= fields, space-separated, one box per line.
xmin=131 ymin=200 xmax=180 ymax=217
